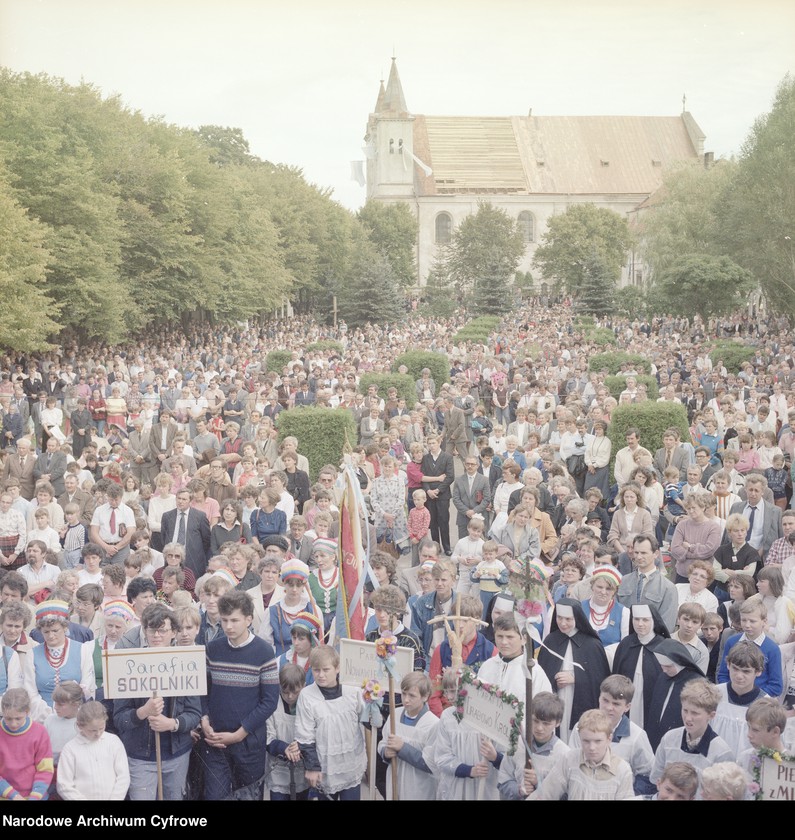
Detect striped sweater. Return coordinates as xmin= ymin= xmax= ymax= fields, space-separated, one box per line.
xmin=0 ymin=717 xmax=53 ymax=800
xmin=203 ymin=633 xmax=279 ymax=736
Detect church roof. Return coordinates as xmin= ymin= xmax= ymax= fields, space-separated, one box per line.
xmin=380 ymin=58 xmax=408 ymax=116
xmin=413 ymin=113 xmax=703 ymax=197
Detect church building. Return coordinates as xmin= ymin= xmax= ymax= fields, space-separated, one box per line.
xmin=363 ymin=59 xmax=708 ymax=290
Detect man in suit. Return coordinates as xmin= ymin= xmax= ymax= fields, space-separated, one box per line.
xmin=160 ymin=488 xmax=211 ymax=578
xmin=442 ymin=395 xmax=469 ymax=467
xmin=617 ymin=535 xmax=679 ymax=633
xmin=455 ymin=383 xmax=476 ymax=456
xmin=359 ymin=404 xmax=384 ymax=448
xmin=33 ymin=437 xmax=68 ymax=497
xmin=127 ymin=417 xmax=154 ymax=486
xmin=653 ymin=428 xmax=690 ymax=482
xmin=2 ymin=437 xmax=37 ymax=500
xmin=422 ymin=435 xmax=455 ymax=555
xmin=57 ymin=472 xmax=95 ymax=529
xmin=727 ymin=475 xmax=783 ymax=562
xmin=149 ymin=408 xmax=178 ymax=473
xmin=452 ymin=455 xmax=492 ymax=538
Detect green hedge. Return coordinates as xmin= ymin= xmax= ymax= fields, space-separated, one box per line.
xmin=277 ymin=407 xmax=357 ymax=482
xmin=305 ymin=340 xmax=344 ymax=355
xmin=588 ymin=351 xmax=651 ymax=375
xmin=452 ymin=315 xmax=500 ymax=345
xmin=394 ymin=350 xmax=449 ymax=388
xmin=266 ymin=350 xmax=291 ymax=374
xmin=607 ymin=402 xmax=689 ymax=482
xmin=581 ymin=327 xmax=617 ymax=346
xmin=604 ymin=375 xmax=660 ymax=401
xmin=708 ymin=341 xmax=755 ymax=374
xmin=358 ymin=373 xmax=416 ymax=405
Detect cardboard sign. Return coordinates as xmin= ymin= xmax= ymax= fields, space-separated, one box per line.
xmin=338 ymin=638 xmax=415 ymax=687
xmin=458 ymin=678 xmax=521 ymax=750
xmin=102 ymin=645 xmax=207 ymax=699
xmin=759 ymin=754 xmax=795 ymax=800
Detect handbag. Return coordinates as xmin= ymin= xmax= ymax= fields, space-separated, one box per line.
xmin=566 ymin=452 xmax=586 ymax=478
xmin=376 ymin=528 xmax=400 ymax=559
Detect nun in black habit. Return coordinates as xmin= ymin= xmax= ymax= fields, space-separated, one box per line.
xmin=611 ymin=603 xmax=671 ymax=730
xmin=644 ymin=638 xmax=704 ymax=751
xmin=537 ymin=598 xmax=610 ymax=743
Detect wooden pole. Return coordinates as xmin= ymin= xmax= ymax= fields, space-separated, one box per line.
xmin=389 ymin=613 xmax=399 ymax=801
xmin=524 ymin=638 xmax=535 ymax=774
xmin=364 ymin=726 xmax=376 ymax=800
xmin=153 ymin=692 xmax=163 ymax=801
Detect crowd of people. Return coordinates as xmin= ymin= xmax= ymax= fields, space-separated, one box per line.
xmin=1 ymin=304 xmax=794 ymax=802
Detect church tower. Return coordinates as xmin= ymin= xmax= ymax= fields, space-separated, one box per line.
xmin=365 ymin=58 xmax=415 ymax=201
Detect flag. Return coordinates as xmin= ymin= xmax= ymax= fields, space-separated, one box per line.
xmin=335 ymin=466 xmax=371 ymax=640
xmin=350 ymin=160 xmax=366 ymax=187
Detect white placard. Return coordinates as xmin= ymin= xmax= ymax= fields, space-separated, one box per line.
xmin=338 ymin=638 xmax=415 ymax=687
xmin=102 ymin=645 xmax=207 ymax=699
xmin=759 ymin=755 xmax=795 ymax=800
xmin=458 ymin=679 xmax=521 ymax=750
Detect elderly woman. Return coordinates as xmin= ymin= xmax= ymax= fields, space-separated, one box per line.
xmin=247 ymin=554 xmax=285 ymax=634
xmin=153 ymin=543 xmax=196 ymax=597
xmin=29 ymin=600 xmax=95 ymax=720
xmin=210 ymin=500 xmax=252 ymax=555
xmin=0 ymin=490 xmax=27 ymax=570
xmin=607 ymin=482 xmax=654 ymax=557
xmin=490 ymin=504 xmax=541 ymax=566
xmin=669 ymin=492 xmax=722 ymax=583
xmin=513 ymin=485 xmax=559 ymax=562
xmin=369 ymin=455 xmax=409 ymax=552
xmin=219 ymin=543 xmax=260 ymax=591
xmin=559 ymin=497 xmax=590 ymax=553
xmin=491 ymin=460 xmax=523 ymax=533
xmin=675 ymin=559 xmax=719 ymax=613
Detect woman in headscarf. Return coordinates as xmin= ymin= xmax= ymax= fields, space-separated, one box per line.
xmin=611 ymin=604 xmax=671 ymax=729
xmin=644 ymin=637 xmax=704 ymax=751
xmin=537 ymin=598 xmax=610 ymax=744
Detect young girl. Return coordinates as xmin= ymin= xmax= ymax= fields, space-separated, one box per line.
xmin=44 ymin=680 xmax=82 ymax=768
xmin=0 ymin=688 xmax=53 ymax=800
xmin=266 ymin=663 xmax=309 ymax=800
xmin=56 ymin=701 xmax=129 ymax=800
xmin=308 ymin=538 xmax=339 ymax=637
xmin=295 ymin=647 xmax=366 ymax=800
xmin=734 ymin=434 xmax=760 ymax=475
xmin=469 ymin=538 xmax=508 ymax=615
xmin=59 ymin=503 xmax=89 ymax=569
xmin=765 ymin=452 xmax=789 ymax=511
xmin=452 ymin=517 xmax=486 ymax=597
xmin=408 ymin=489 xmax=431 ymax=566
xmin=278 ymin=613 xmax=320 ymax=684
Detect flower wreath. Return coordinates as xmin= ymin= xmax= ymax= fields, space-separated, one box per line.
xmin=453 ymin=666 xmax=524 ymax=756
xmin=748 ymin=746 xmax=795 ymax=800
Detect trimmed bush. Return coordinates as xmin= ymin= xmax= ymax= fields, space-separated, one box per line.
xmin=305 ymin=340 xmax=344 ymax=355
xmin=708 ymin=341 xmax=755 ymax=374
xmin=277 ymin=407 xmax=357 ymax=482
xmin=604 ymin=375 xmax=659 ymax=401
xmin=588 ymin=352 xmax=651 ymax=375
xmin=581 ymin=327 xmax=617 ymax=346
xmin=266 ymin=350 xmax=291 ymax=374
xmin=394 ymin=350 xmax=449 ymax=388
xmin=452 ymin=315 xmax=500 ymax=345
xmin=607 ymin=402 xmax=689 ymax=482
xmin=358 ymin=373 xmax=416 ymax=405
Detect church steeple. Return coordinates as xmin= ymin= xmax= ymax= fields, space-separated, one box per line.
xmin=374 ymin=79 xmax=386 ymax=113
xmin=381 ymin=57 xmax=408 ymax=116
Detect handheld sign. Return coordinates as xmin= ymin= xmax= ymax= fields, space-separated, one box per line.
xmin=758 ymin=753 xmax=795 ymax=801
xmin=102 ymin=645 xmax=207 ymax=699
xmin=455 ymin=670 xmax=523 ymax=754
xmin=338 ymin=638 xmax=414 ymax=688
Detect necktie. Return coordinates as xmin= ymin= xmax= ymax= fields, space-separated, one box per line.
xmin=635 ymin=573 xmax=645 ymax=602
xmin=178 ymin=512 xmax=187 ymax=545
xmin=748 ymin=505 xmax=757 ymax=535
xmin=109 ymin=509 xmax=116 ymax=535
xmin=665 ymin=450 xmax=672 ymax=469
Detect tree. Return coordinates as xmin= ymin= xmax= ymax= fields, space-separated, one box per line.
xmin=533 ymin=204 xmax=632 ymax=298
xmin=357 ymin=201 xmax=417 ymax=288
xmin=446 ymin=202 xmax=524 ymax=314
xmin=421 ymin=256 xmax=456 ymax=317
xmin=575 ymin=252 xmax=616 ymax=315
xmin=337 ymin=242 xmax=405 ymax=328
xmin=636 ymin=160 xmax=737 ymax=281
xmin=715 ymin=74 xmax=795 ymax=313
xmin=653 ymin=254 xmax=754 ymax=321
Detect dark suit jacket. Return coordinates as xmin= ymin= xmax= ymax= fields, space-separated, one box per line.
xmin=149 ymin=421 xmax=179 ymax=463
xmin=727 ymin=499 xmax=783 ymax=559
xmin=33 ymin=451 xmax=68 ymax=496
xmin=160 ymin=507 xmax=211 ymax=577
xmin=443 ymin=406 xmax=467 ymax=446
xmin=452 ymin=473 xmax=492 ymax=529
xmin=421 ymin=450 xmax=454 ymax=499
xmin=653 ymin=445 xmax=689 ymax=482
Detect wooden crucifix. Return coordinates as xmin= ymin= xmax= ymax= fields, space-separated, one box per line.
xmin=427 ymin=592 xmax=488 ymax=670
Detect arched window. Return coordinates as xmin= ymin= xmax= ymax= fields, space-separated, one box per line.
xmin=518 ymin=211 xmax=535 ymax=244
xmin=435 ymin=212 xmax=452 ymax=245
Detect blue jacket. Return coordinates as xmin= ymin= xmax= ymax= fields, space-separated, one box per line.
xmin=717 ymin=633 xmax=783 ymax=698
xmin=114 ymin=693 xmax=201 ymax=761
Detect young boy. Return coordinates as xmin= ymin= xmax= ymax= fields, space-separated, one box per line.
xmin=59 ymin=503 xmax=89 ymax=569
xmin=529 ymin=709 xmax=634 ymax=800
xmin=77 ymin=546 xmax=104 ymax=587
xmin=701 ymin=612 xmax=724 ymax=682
xmin=266 ymin=663 xmax=309 ymax=800
xmin=662 ymin=466 xmax=687 ymax=542
xmin=645 ymin=761 xmax=698 ymax=801
xmin=295 ymin=646 xmax=366 ymax=800
xmin=378 ymin=672 xmax=438 ymax=800
xmin=0 ymin=688 xmax=53 ymax=800
xmin=498 ymin=692 xmax=568 ymax=799
xmin=649 ymin=678 xmax=734 ymax=788
xmin=408 ymin=489 xmax=431 ymax=567
xmin=713 ymin=640 xmax=767 ymax=758
xmin=451 ymin=517 xmax=486 ymax=597
xmin=45 ymin=680 xmax=82 ymax=767
xmin=737 ymin=696 xmax=788 ymax=775
xmin=568 ymin=675 xmax=655 ymax=795
xmin=672 ymin=602 xmax=709 ymax=673
xmin=196 ymin=573 xmax=233 ymax=645
xmin=469 ymin=537 xmax=509 ymax=614
xmin=717 ymin=598 xmax=784 ymax=698
xmin=174 ymin=605 xmax=201 ymax=646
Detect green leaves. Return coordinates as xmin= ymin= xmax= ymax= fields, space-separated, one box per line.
xmin=357 ymin=201 xmax=417 ymax=288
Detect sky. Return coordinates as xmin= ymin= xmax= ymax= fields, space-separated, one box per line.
xmin=1 ymin=0 xmax=793 ymax=211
